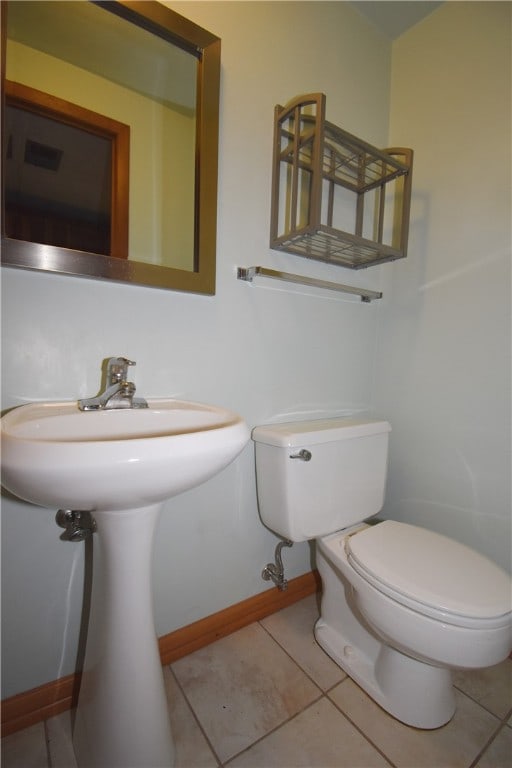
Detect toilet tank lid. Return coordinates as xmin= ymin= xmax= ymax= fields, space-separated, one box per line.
xmin=252 ymin=417 xmax=391 ymax=447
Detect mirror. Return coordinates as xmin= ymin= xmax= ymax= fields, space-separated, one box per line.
xmin=1 ymin=1 xmax=221 ymax=294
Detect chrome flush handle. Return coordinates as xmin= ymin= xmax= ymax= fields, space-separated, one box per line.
xmin=289 ymin=449 xmax=312 ymax=461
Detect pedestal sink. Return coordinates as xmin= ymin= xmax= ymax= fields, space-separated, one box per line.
xmin=1 ymin=399 xmax=250 ymax=767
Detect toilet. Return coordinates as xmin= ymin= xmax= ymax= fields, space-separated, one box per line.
xmin=252 ymin=417 xmax=512 ymax=729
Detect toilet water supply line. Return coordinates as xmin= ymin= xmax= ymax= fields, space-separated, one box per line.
xmin=262 ymin=539 xmax=293 ymax=590
xmin=261 ymin=447 xmax=311 ymax=588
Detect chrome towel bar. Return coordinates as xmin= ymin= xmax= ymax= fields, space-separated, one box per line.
xmin=237 ymin=266 xmax=382 ymax=302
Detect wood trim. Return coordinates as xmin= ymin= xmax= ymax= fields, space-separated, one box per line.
xmin=1 ymin=570 xmax=320 ymax=737
xmin=1 ymin=674 xmax=79 ymax=738
xmin=159 ymin=569 xmax=321 ymax=665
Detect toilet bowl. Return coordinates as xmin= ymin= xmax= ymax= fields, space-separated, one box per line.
xmin=315 ymin=521 xmax=511 ymax=728
xmin=323 ymin=520 xmax=512 ymax=669
xmin=252 ymin=417 xmax=512 ymax=729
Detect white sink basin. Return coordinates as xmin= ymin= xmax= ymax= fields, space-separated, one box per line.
xmin=1 ymin=399 xmax=250 ymax=510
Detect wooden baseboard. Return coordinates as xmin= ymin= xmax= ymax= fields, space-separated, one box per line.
xmin=1 ymin=570 xmax=320 ymax=737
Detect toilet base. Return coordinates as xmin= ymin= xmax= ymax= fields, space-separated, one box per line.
xmin=315 ymin=619 xmax=456 ymax=728
xmin=315 ymin=538 xmax=456 ymax=729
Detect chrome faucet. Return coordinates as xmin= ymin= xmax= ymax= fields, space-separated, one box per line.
xmin=78 ymin=357 xmax=148 ymax=411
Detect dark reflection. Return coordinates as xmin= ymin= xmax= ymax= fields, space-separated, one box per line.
xmin=5 ymin=105 xmax=112 ymax=255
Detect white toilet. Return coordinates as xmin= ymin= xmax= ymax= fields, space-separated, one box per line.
xmin=252 ymin=417 xmax=512 ymax=729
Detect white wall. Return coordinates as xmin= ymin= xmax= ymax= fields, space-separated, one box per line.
xmin=376 ymin=1 xmax=511 ymax=571
xmin=1 ymin=2 xmax=391 ymax=699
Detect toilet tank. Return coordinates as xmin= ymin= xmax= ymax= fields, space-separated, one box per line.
xmin=252 ymin=417 xmax=391 ymax=542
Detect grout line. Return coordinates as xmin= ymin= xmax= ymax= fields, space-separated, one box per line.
xmin=257 ymin=619 xmax=324 ymax=695
xmin=222 ymin=692 xmax=325 ymax=767
xmin=166 ymin=664 xmax=223 ymax=768
xmin=453 ymin=679 xmax=512 ymax=723
xmin=467 ymin=719 xmax=510 ymax=768
xmin=257 ymin=614 xmax=397 ymax=767
xmin=170 ymin=608 xmax=328 ymax=767
xmin=326 ymin=679 xmax=397 ymax=768
xmin=43 ymin=720 xmax=52 ymax=768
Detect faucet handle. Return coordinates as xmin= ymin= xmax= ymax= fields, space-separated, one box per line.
xmin=107 ymin=356 xmax=135 ymax=383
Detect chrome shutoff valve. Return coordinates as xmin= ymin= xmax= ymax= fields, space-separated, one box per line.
xmin=56 ymin=509 xmax=97 ymax=541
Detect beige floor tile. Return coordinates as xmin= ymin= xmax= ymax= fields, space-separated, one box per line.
xmin=453 ymin=659 xmax=512 ymax=719
xmin=227 ymin=697 xmax=391 ymax=768
xmin=474 ymin=725 xmax=512 ymax=768
xmin=1 ymin=723 xmax=48 ymax=768
xmin=329 ymin=678 xmax=499 ymax=768
xmin=163 ymin=666 xmax=218 ymax=767
xmin=45 ymin=711 xmax=77 ymax=768
xmin=260 ymin=594 xmax=346 ymax=691
xmin=172 ymin=622 xmax=321 ymax=763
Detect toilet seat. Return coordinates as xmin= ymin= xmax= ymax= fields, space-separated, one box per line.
xmin=346 ymin=521 xmax=512 ymax=630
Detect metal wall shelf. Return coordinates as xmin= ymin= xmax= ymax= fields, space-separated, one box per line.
xmin=237 ymin=266 xmax=382 ymax=302
xmin=270 ymin=93 xmax=413 ymax=270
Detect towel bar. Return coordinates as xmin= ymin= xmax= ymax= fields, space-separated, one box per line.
xmin=237 ymin=266 xmax=382 ymax=302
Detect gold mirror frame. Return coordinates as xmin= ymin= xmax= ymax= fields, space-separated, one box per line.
xmin=1 ymin=1 xmax=221 ymax=295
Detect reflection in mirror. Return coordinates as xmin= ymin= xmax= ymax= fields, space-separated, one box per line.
xmin=5 ymin=80 xmax=130 ymax=258
xmin=1 ymin=1 xmax=221 ymax=294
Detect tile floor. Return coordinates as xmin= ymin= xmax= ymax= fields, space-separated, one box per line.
xmin=2 ymin=595 xmax=511 ymax=768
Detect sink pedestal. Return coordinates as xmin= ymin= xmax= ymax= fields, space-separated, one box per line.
xmin=73 ymin=504 xmax=174 ymax=768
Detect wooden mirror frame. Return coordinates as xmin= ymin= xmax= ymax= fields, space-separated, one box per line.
xmin=1 ymin=0 xmax=221 ymax=295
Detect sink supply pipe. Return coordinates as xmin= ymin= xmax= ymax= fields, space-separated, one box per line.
xmin=262 ymin=539 xmax=293 ymax=590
